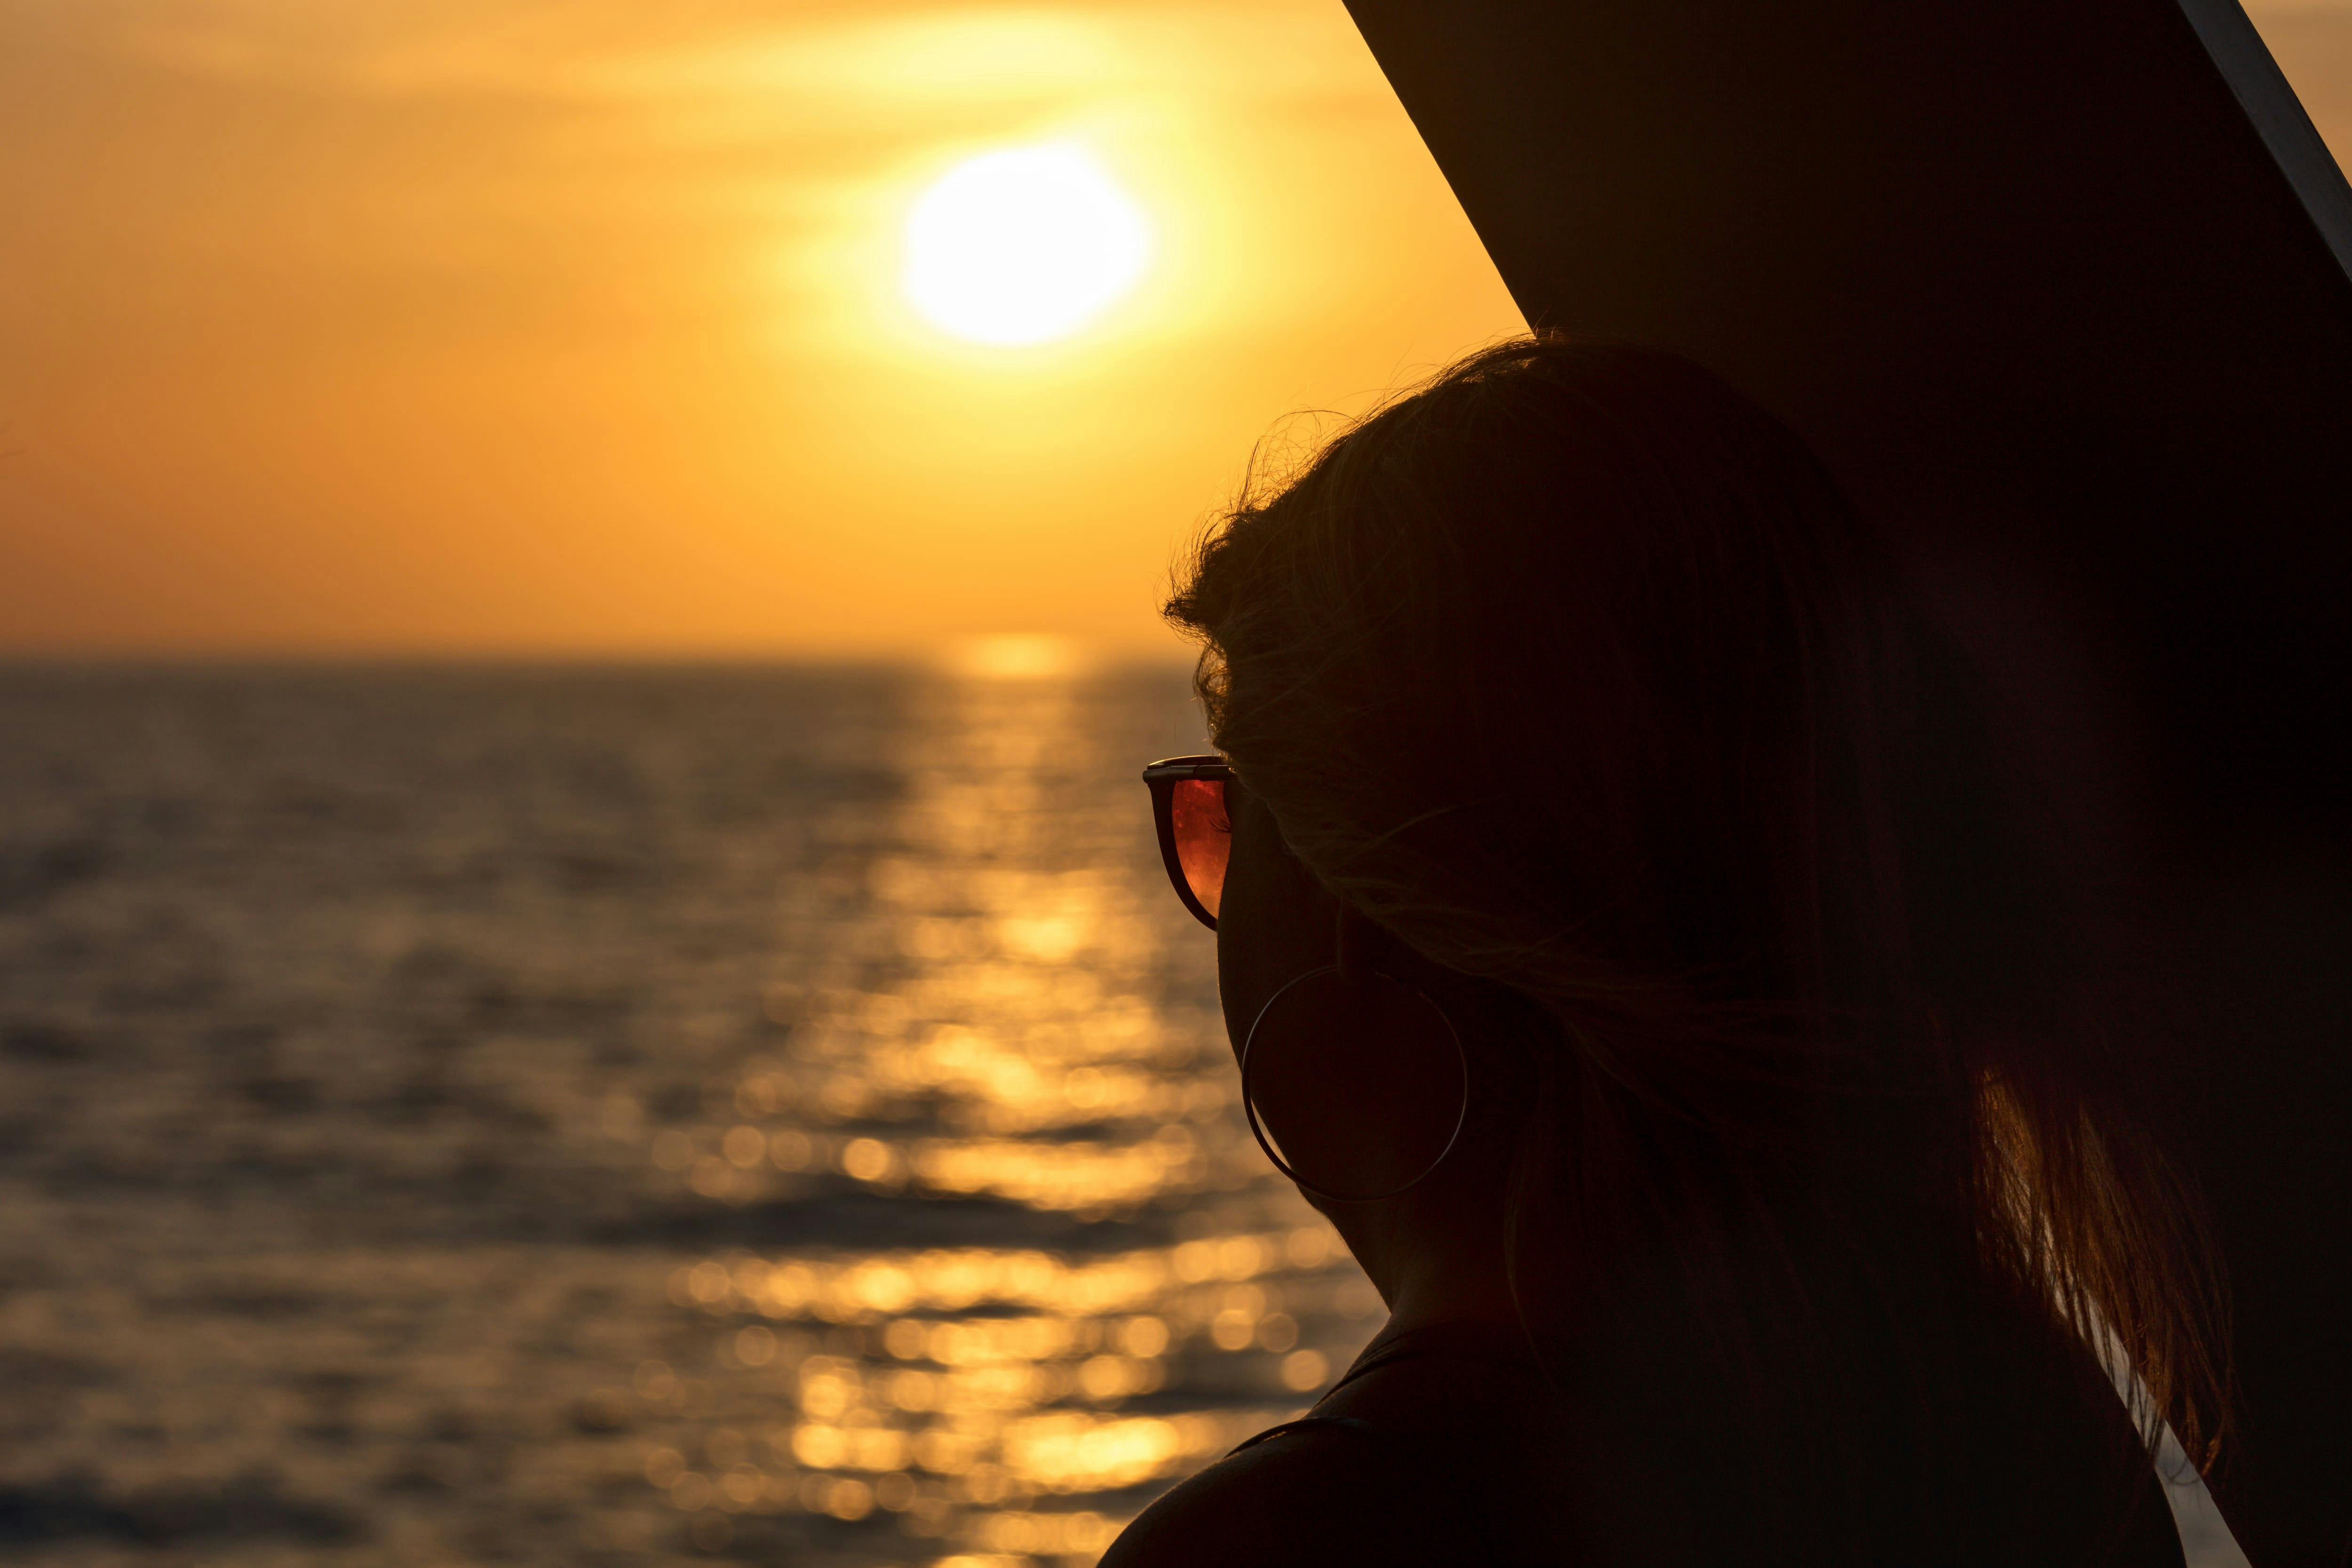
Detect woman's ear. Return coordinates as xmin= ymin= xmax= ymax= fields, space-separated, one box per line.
xmin=1216 ymin=789 xmax=1345 ymax=1059
xmin=1242 ymin=965 xmax=1467 ymax=1202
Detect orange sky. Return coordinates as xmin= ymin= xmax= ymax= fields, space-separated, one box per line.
xmin=4 ymin=0 xmax=2348 ymax=658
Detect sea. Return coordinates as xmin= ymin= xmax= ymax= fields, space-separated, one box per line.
xmin=0 ymin=663 xmax=2247 ymax=1568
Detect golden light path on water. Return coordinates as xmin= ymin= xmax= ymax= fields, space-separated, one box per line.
xmin=0 ymin=657 xmax=1391 ymax=1568
xmin=614 ymin=661 xmax=1381 ymax=1564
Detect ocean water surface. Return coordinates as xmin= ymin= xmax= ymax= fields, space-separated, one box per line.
xmin=0 ymin=662 xmax=1370 ymax=1568
xmin=0 ymin=663 xmax=2245 ymax=1567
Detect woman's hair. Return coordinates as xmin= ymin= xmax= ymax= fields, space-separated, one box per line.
xmin=1168 ymin=335 xmax=2229 ymax=1553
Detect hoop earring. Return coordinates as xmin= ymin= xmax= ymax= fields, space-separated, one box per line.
xmin=1239 ymin=963 xmax=1470 ymax=1204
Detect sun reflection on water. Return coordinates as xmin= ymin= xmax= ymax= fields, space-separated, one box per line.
xmin=629 ymin=666 xmax=1380 ymax=1562
xmin=0 ymin=664 xmax=1401 ymax=1568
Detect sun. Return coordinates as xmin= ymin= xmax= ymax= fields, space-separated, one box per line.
xmin=901 ymin=144 xmax=1153 ymax=347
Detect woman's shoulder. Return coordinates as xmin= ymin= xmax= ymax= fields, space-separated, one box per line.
xmin=1102 ymin=1324 xmax=1581 ymax=1567
xmin=1097 ymin=1418 xmax=1454 ymax=1568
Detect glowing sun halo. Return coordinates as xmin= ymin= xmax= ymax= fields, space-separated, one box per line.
xmin=902 ymin=145 xmax=1153 ymax=347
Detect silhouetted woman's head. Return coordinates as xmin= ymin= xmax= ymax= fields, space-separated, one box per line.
xmin=1166 ymin=335 xmax=2227 ymax=1544
xmin=1177 ymin=337 xmax=1909 ymax=1081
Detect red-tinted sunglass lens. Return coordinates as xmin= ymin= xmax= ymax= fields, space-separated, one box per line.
xmin=1169 ymin=778 xmax=1231 ymax=921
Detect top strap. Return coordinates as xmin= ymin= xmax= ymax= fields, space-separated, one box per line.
xmin=1226 ymin=1414 xmax=1393 ymax=1458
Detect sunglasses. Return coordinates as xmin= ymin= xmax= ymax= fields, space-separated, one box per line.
xmin=1141 ymin=754 xmax=1235 ymax=930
